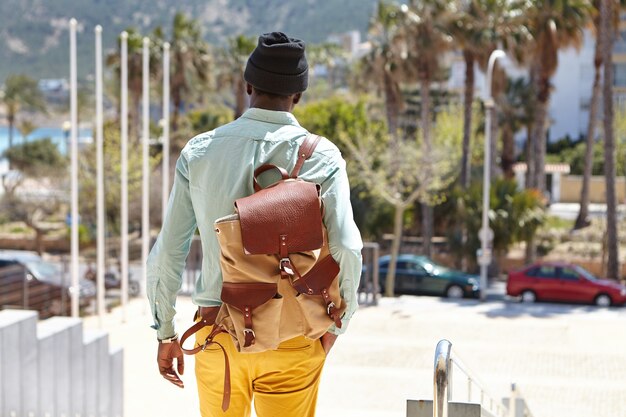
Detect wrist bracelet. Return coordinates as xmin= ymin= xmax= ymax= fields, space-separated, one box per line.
xmin=158 ymin=333 xmax=178 ymax=343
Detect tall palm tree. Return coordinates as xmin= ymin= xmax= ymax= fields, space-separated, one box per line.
xmin=218 ymin=35 xmax=257 ymax=119
xmin=600 ymin=0 xmax=619 ymax=278
xmin=2 ymin=74 xmax=45 ymax=157
xmin=524 ymin=0 xmax=591 ymax=192
xmin=107 ymin=28 xmax=151 ymax=139
xmin=401 ymin=0 xmax=453 ymax=256
xmin=498 ymin=77 xmax=535 ymax=178
xmin=449 ymin=0 xmax=506 ymax=187
xmin=168 ymin=12 xmax=211 ymax=131
xmin=360 ymin=1 xmax=410 ymax=135
xmin=574 ymin=0 xmax=624 ymax=229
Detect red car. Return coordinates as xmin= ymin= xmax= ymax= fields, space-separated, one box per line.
xmin=507 ymin=262 xmax=626 ymax=307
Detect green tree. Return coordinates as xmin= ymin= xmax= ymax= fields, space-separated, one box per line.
xmin=0 ymin=139 xmax=66 ymax=254
xmin=448 ymin=179 xmax=545 ymax=272
xmin=400 ymin=0 xmax=454 ymax=257
xmin=359 ymin=1 xmax=411 ymax=135
xmin=106 ymin=28 xmax=158 ymax=138
xmin=498 ymin=77 xmax=535 ymax=178
xmin=523 ymin=0 xmax=591 ymax=191
xmin=600 ymin=0 xmax=619 ymax=278
xmin=1 ymin=74 xmax=46 ymax=158
xmin=78 ymin=121 xmax=157 ymax=238
xmin=165 ymin=13 xmax=211 ymax=130
xmin=339 ymin=104 xmax=461 ymax=296
xmin=575 ymin=0 xmax=625 ymax=230
xmin=218 ymin=35 xmax=257 ymax=119
xmin=449 ymin=0 xmax=516 ymax=186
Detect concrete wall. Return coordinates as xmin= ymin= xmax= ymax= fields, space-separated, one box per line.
xmin=560 ymin=175 xmax=626 ymax=204
xmin=0 ymin=310 xmax=123 ymax=417
xmin=406 ymin=400 xmax=482 ymax=417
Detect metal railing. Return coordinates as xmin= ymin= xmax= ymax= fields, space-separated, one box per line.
xmin=432 ymin=339 xmax=534 ymax=417
xmin=433 ymin=339 xmax=452 ymax=417
xmin=358 ymin=242 xmax=380 ymax=306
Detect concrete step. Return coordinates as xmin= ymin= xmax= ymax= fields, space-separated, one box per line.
xmin=0 ymin=310 xmax=123 ymax=417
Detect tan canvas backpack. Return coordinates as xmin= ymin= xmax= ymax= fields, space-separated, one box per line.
xmin=180 ymin=134 xmax=345 ymax=410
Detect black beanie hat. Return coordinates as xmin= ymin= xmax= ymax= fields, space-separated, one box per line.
xmin=244 ymin=32 xmax=308 ymax=95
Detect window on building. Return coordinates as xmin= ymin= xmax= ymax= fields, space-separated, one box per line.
xmin=615 ymin=63 xmax=626 ymax=87
xmin=615 ymin=30 xmax=626 ymax=54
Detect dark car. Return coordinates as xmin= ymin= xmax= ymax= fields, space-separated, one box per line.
xmin=378 ymin=254 xmax=480 ymax=298
xmin=83 ymin=266 xmax=140 ymax=296
xmin=506 ymin=261 xmax=626 ymax=307
xmin=0 ymin=251 xmax=96 ymax=318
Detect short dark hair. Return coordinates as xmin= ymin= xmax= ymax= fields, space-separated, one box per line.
xmin=252 ymin=86 xmax=292 ymax=100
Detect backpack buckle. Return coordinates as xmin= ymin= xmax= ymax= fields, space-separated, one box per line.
xmin=326 ymin=301 xmax=336 ymax=316
xmin=280 ymin=258 xmax=294 ymax=275
xmin=243 ymin=328 xmax=256 ymax=338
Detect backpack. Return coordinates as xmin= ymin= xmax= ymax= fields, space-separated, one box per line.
xmin=180 ymin=134 xmax=345 ymax=409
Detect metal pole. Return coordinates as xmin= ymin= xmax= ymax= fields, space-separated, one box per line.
xmin=162 ymin=42 xmax=170 ymax=224
xmin=69 ymin=18 xmax=80 ymax=318
xmin=95 ymin=25 xmax=105 ymax=327
xmin=120 ymin=31 xmax=129 ymax=321
xmin=479 ymin=50 xmax=505 ymax=302
xmin=433 ymin=339 xmax=452 ymax=417
xmin=141 ymin=37 xmax=150 ymax=298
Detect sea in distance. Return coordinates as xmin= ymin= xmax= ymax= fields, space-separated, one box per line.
xmin=0 ymin=126 xmax=92 ymax=157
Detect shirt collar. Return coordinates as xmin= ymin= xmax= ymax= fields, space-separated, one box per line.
xmin=240 ymin=107 xmax=301 ymax=127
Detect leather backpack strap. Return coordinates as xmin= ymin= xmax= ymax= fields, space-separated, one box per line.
xmin=252 ymin=164 xmax=290 ymax=192
xmin=290 ymin=134 xmax=322 ymax=178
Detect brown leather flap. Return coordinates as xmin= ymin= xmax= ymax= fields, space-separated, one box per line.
xmin=235 ymin=180 xmax=323 ymax=255
xmin=291 ymin=255 xmax=340 ymax=295
xmin=221 ymin=282 xmax=278 ymax=311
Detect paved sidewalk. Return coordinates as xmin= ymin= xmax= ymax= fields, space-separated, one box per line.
xmin=83 ymin=295 xmax=626 ymax=417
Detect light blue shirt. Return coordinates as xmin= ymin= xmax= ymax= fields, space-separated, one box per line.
xmin=147 ymin=107 xmax=363 ymax=340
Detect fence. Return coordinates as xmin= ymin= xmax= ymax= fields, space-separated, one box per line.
xmin=0 ymin=309 xmax=123 ymax=417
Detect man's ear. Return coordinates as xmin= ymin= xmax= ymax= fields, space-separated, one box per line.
xmin=292 ymin=92 xmax=302 ymax=105
xmin=246 ymin=83 xmax=253 ymax=95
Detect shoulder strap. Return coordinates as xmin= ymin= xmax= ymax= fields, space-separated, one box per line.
xmin=290 ymin=134 xmax=322 ymax=178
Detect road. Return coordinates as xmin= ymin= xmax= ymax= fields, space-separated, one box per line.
xmin=83 ymin=285 xmax=626 ymax=417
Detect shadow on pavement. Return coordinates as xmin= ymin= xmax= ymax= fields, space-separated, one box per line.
xmin=440 ymin=296 xmax=620 ymax=319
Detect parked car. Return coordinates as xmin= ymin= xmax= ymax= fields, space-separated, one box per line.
xmin=0 ymin=251 xmax=96 ymax=318
xmin=83 ymin=266 xmax=140 ymax=296
xmin=378 ymin=254 xmax=480 ymax=298
xmin=506 ymin=261 xmax=626 ymax=307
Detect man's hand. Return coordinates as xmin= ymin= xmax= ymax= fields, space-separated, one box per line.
xmin=320 ymin=332 xmax=338 ymax=355
xmin=157 ymin=339 xmax=185 ymax=388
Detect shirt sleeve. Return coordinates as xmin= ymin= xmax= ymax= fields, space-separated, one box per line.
xmin=320 ymin=157 xmax=363 ymax=335
xmin=146 ymin=152 xmax=198 ymax=340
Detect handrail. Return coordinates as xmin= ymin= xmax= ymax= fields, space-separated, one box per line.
xmin=433 ymin=339 xmax=452 ymax=417
xmin=431 ymin=339 xmax=534 ymax=417
xmin=449 ymin=355 xmax=508 ymax=417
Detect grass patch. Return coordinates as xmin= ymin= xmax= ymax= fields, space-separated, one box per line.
xmin=543 ymin=215 xmax=574 ymax=231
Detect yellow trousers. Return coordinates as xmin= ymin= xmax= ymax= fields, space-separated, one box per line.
xmin=195 ymin=325 xmax=327 ymax=417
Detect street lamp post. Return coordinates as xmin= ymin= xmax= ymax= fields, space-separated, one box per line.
xmin=479 ymin=49 xmax=505 ymax=302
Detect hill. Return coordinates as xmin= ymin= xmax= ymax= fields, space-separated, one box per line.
xmin=0 ymin=0 xmax=378 ymax=83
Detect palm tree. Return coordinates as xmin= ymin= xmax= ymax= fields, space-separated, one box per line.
xmin=107 ymin=28 xmax=150 ymax=139
xmin=218 ymin=35 xmax=257 ymax=119
xmin=360 ymin=1 xmax=410 ymax=135
xmin=449 ymin=0 xmax=504 ymax=187
xmin=168 ymin=12 xmax=211 ymax=131
xmin=524 ymin=0 xmax=591 ymax=192
xmin=600 ymin=0 xmax=619 ymax=278
xmin=497 ymin=77 xmax=535 ymax=178
xmin=2 ymin=74 xmax=45 ymax=159
xmin=401 ymin=0 xmax=453 ymax=257
xmin=574 ymin=0 xmax=624 ymax=230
